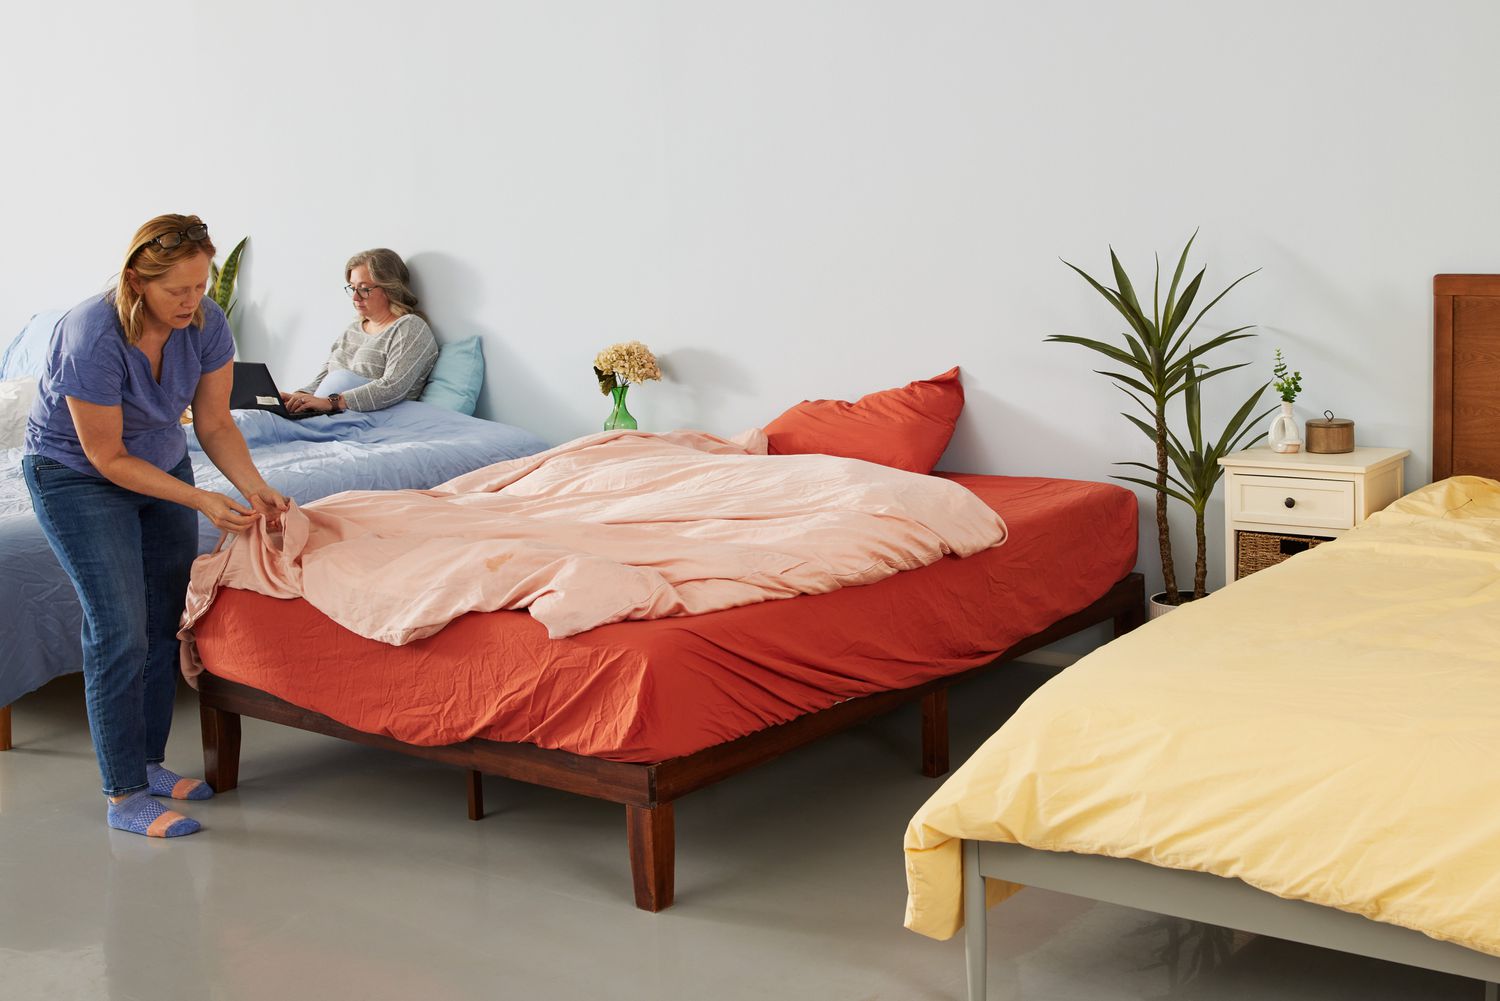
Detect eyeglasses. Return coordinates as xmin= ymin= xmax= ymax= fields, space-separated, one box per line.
xmin=344 ymin=284 xmax=381 ymax=299
xmin=149 ymin=224 xmax=209 ymax=250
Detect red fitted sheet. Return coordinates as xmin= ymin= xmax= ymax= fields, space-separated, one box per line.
xmin=193 ymin=475 xmax=1137 ymax=762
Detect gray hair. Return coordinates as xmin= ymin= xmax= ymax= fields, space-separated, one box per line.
xmin=345 ymin=248 xmax=420 ymax=318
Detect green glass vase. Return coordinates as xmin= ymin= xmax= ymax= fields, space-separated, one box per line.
xmin=603 ymin=384 xmax=637 ymax=431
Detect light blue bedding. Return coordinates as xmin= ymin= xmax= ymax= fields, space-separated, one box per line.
xmin=0 ymin=401 xmax=548 ymax=708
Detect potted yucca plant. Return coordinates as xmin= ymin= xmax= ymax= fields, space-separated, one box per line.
xmin=1117 ymin=354 xmax=1274 ymax=600
xmin=1047 ymin=232 xmax=1261 ymax=609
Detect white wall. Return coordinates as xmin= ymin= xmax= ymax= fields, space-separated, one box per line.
xmin=5 ymin=1 xmax=1497 ymax=596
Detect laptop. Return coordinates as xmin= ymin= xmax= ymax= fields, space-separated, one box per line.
xmin=230 ymin=362 xmax=324 ymax=420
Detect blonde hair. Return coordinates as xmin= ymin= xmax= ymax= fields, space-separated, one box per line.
xmin=345 ymin=248 xmax=420 ymax=318
xmin=114 ymin=214 xmax=217 ymax=346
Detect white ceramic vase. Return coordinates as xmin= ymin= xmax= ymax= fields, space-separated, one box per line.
xmin=1268 ymin=400 xmax=1301 ymax=453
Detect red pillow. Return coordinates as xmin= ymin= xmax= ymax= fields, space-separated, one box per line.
xmin=762 ymin=368 xmax=963 ymax=474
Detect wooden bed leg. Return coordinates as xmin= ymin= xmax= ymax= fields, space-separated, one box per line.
xmin=1114 ymin=574 xmax=1146 ymax=637
xmin=921 ymin=689 xmax=949 ymax=777
xmin=0 ymin=703 xmax=11 ymax=751
xmin=626 ymin=802 xmax=675 ymax=912
xmin=467 ymin=770 xmax=485 ymax=821
xmin=200 ymin=703 xmax=242 ymax=793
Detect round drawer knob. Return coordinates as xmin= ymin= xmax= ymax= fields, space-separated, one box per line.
xmin=1284 ymin=497 xmax=1296 ymax=508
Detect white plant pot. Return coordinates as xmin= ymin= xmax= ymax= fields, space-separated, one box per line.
xmin=1148 ymin=591 xmax=1197 ymax=620
xmin=1269 ymin=400 xmax=1302 ymax=453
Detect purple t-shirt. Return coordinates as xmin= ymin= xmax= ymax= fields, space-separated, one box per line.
xmin=24 ymin=292 xmax=236 ymax=477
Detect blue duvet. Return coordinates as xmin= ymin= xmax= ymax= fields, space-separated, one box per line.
xmin=0 ymin=402 xmax=547 ymax=708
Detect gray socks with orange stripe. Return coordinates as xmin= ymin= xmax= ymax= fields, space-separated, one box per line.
xmin=106 ymin=790 xmax=201 ymax=838
xmin=147 ymin=763 xmax=213 ymax=801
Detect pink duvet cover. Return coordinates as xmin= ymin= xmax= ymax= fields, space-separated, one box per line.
xmin=180 ymin=430 xmax=1007 ymax=662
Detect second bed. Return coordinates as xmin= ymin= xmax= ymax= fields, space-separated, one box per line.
xmin=189 ymin=462 xmax=1141 ymax=909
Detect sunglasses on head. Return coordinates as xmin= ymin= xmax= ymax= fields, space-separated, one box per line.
xmin=148 ymin=223 xmax=210 ymax=250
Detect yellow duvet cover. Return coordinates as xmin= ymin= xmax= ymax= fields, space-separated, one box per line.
xmin=904 ymin=476 xmax=1500 ymax=956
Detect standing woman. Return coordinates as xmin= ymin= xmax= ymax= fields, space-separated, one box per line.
xmin=23 ymin=213 xmax=288 ymax=838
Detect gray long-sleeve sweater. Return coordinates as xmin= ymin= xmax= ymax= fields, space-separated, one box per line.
xmin=298 ymin=314 xmax=440 ymax=412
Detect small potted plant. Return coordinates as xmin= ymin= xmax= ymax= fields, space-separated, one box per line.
xmin=593 ymin=340 xmax=662 ymax=430
xmin=1268 ymin=348 xmax=1303 ymax=453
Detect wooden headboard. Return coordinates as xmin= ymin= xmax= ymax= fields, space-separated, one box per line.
xmin=1434 ymin=275 xmax=1500 ymax=480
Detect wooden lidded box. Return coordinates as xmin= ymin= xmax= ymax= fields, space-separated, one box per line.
xmin=1305 ymin=412 xmax=1355 ymax=453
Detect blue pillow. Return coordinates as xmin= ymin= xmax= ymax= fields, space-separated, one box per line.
xmin=420 ymin=336 xmax=484 ymax=414
xmin=316 ymin=367 xmax=372 ymax=396
xmin=1 ymin=309 xmax=67 ymax=380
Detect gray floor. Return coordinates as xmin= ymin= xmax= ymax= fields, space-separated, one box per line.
xmin=0 ymin=664 xmax=1482 ymax=1001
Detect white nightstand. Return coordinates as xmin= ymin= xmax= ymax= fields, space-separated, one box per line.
xmin=1217 ymin=445 xmax=1410 ymax=581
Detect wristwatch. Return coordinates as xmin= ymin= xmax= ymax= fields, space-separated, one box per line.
xmin=326 ymin=393 xmax=345 ymax=413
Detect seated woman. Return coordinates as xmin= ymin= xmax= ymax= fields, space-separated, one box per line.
xmin=281 ymin=248 xmax=440 ymax=414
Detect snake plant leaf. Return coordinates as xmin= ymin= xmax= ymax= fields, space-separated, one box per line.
xmin=212 ymin=237 xmax=248 ymax=314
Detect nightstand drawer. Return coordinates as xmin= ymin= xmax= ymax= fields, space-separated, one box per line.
xmin=1230 ymin=475 xmax=1355 ymax=530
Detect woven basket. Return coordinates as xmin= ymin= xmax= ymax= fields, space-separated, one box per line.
xmin=1235 ymin=530 xmax=1330 ymax=580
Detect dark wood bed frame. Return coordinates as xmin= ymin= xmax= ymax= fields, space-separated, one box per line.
xmin=198 ymin=569 xmax=1144 ymax=911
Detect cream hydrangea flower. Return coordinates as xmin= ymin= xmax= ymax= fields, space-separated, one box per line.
xmin=593 ymin=341 xmax=662 ymax=394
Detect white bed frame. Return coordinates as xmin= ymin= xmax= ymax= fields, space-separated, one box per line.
xmin=962 ymin=841 xmax=1500 ymax=1000
xmin=957 ymin=275 xmax=1500 ymax=999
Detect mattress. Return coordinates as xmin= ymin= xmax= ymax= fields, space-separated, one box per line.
xmin=192 ymin=474 xmax=1138 ymax=762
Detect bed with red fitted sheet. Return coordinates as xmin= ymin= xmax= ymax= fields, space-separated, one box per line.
xmin=194 ymin=473 xmax=1142 ymax=910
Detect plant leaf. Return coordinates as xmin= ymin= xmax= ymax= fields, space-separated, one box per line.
xmin=1095 ymin=369 xmax=1157 ymax=399
xmin=1060 ymin=259 xmax=1153 ymax=341
xmin=1112 ymin=474 xmax=1197 ymax=508
xmin=1169 ymin=268 xmax=1260 ymax=352
xmin=1121 ymin=413 xmax=1158 ymax=442
xmin=1109 ymin=247 xmax=1148 ymax=329
xmin=1044 ymin=333 xmax=1145 ymax=371
xmin=1161 ymin=229 xmax=1197 ymax=331
xmin=1165 ymin=324 xmax=1258 ymax=376
xmin=1152 ymin=252 xmax=1161 ymax=333
xmin=1163 ymin=268 xmax=1204 ymax=341
xmin=213 ymin=237 xmax=249 ymax=315
xmin=1165 ymin=362 xmax=1249 ymax=398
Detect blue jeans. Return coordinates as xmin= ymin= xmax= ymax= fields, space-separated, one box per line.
xmin=23 ymin=454 xmax=198 ymax=797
